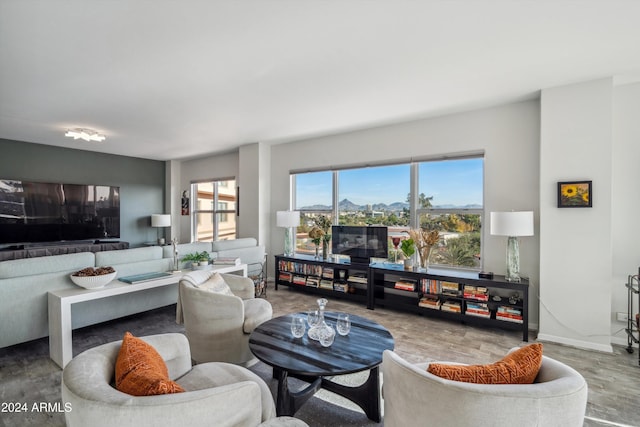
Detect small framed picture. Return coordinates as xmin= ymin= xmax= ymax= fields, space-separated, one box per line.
xmin=557 ymin=180 xmax=592 ymax=208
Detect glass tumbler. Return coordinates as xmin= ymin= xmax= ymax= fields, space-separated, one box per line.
xmin=319 ymin=323 xmax=336 ymax=347
xmin=291 ymin=315 xmax=306 ymax=338
xmin=336 ymin=313 xmax=351 ymax=336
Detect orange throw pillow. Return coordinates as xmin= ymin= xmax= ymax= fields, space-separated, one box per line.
xmin=427 ymin=343 xmax=543 ymax=384
xmin=115 ymin=332 xmax=185 ymax=396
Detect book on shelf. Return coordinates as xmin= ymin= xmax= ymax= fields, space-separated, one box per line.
xmin=319 ymin=279 xmax=334 ymax=290
xmin=463 ymin=285 xmax=489 ymax=301
xmin=305 ymin=277 xmax=319 ymax=288
xmin=333 ymin=282 xmax=348 ymax=293
xmin=322 ymin=267 xmax=334 ymax=279
xmin=278 ymin=271 xmax=292 ymax=282
xmin=420 ymin=278 xmax=441 ymax=294
xmin=497 ymin=306 xmax=523 ymax=316
xmin=440 ymin=281 xmax=461 ymax=297
xmin=441 ymin=300 xmax=462 ymax=313
xmin=293 ymin=275 xmax=306 ymax=286
xmin=496 ymin=314 xmax=524 ymax=323
xmin=394 ymin=280 xmax=416 ymax=291
xmin=348 ymin=273 xmax=368 ymax=284
xmin=213 ymin=257 xmax=241 ymax=266
xmin=496 ymin=306 xmax=523 ymax=322
xmin=418 ymin=295 xmax=441 ymax=310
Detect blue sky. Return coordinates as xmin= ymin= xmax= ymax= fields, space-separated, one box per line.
xmin=295 ymin=158 xmax=483 ymax=208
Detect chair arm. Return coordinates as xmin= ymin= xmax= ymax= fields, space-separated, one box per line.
xmin=63 ymin=379 xmax=263 ymax=427
xmin=222 ymin=273 xmax=255 ymax=299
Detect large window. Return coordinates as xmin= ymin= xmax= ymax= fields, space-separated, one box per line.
xmin=417 ymin=158 xmax=483 ymax=269
xmin=191 ymin=179 xmax=237 ymax=242
xmin=294 ymin=171 xmax=333 ymax=255
xmin=292 ymin=156 xmax=483 ymax=270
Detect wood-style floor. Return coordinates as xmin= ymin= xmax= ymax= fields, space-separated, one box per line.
xmin=1 ymin=284 xmax=639 ymax=426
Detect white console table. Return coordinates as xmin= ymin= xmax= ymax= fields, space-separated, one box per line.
xmin=48 ymin=264 xmax=247 ymax=368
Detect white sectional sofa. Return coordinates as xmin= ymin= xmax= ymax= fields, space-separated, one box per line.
xmin=0 ymin=246 xmax=172 ymax=349
xmin=0 ymin=239 xmax=266 ymax=349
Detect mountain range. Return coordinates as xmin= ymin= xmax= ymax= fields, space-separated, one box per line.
xmin=300 ymin=198 xmax=481 ymax=212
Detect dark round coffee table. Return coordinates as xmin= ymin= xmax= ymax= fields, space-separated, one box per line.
xmin=249 ymin=311 xmax=394 ymax=422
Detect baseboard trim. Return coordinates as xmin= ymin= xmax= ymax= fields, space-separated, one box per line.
xmin=537 ymin=333 xmax=613 ymax=353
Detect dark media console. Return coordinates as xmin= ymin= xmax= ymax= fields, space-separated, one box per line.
xmin=275 ymin=254 xmax=529 ymax=342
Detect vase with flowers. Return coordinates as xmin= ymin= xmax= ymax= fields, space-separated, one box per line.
xmin=408 ymin=228 xmax=440 ymax=270
xmin=308 ymin=226 xmax=325 ymax=259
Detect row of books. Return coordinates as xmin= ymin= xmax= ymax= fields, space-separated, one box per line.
xmin=496 ymin=306 xmax=524 ymax=323
xmin=394 ymin=279 xmax=416 ymax=291
xmin=417 ymin=297 xmax=520 ymax=322
xmin=278 ymin=271 xmax=352 ymax=293
xmin=465 ymin=301 xmax=490 ymax=318
xmin=278 ymin=260 xmax=323 ymax=276
xmin=463 ymin=285 xmax=489 ymax=301
xmin=418 ymin=295 xmax=441 ymax=310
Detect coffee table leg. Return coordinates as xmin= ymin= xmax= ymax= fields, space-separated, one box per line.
xmin=321 ymin=366 xmax=382 ymax=422
xmin=275 ymin=369 xmax=323 ymax=417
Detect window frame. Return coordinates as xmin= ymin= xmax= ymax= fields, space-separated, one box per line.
xmin=291 ymin=154 xmax=484 ymax=271
xmin=190 ymin=178 xmax=237 ymax=242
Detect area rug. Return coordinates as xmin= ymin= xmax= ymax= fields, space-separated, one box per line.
xmin=249 ymin=361 xmax=383 ymax=427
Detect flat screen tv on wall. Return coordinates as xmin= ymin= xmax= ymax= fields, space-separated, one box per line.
xmin=331 ymin=225 xmax=388 ymax=264
xmin=0 ymin=179 xmax=120 ymax=245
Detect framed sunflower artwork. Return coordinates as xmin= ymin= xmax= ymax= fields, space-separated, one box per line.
xmin=557 ymin=180 xmax=592 ymax=208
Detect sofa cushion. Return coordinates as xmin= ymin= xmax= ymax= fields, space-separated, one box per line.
xmin=427 ymin=343 xmax=543 ymax=384
xmin=0 ymin=252 xmax=95 ymax=279
xmin=211 ymin=238 xmax=258 ymax=252
xmin=196 ymin=272 xmax=234 ymax=296
xmin=96 ymin=246 xmax=163 ymax=266
xmin=115 ymin=332 xmax=185 ymax=396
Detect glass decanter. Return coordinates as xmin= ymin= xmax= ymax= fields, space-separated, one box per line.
xmin=307 ymin=298 xmax=334 ymax=344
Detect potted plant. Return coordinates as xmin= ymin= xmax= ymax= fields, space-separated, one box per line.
xmin=182 ymin=251 xmax=210 ymax=268
xmin=400 ymin=238 xmax=415 ymax=271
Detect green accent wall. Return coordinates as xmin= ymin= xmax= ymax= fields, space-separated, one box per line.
xmin=0 ymin=139 xmax=165 ymax=247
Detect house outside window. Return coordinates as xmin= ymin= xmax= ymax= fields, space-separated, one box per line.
xmin=292 ymin=156 xmax=483 ymax=270
xmin=191 ymin=179 xmax=236 ymax=242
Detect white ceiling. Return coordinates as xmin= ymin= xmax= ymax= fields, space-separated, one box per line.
xmin=1 ymin=1 xmax=640 ymax=161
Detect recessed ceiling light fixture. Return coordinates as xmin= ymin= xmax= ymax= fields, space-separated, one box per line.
xmin=65 ymin=128 xmax=106 ymax=142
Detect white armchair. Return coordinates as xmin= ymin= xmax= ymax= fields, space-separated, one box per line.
xmin=177 ymin=270 xmax=273 ymax=366
xmin=61 ymin=333 xmax=307 ymax=427
xmin=382 ymin=349 xmax=588 ymax=427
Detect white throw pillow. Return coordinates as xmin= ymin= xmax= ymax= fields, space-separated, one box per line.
xmin=195 ymin=272 xmax=234 ymax=296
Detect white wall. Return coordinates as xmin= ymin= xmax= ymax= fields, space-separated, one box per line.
xmin=538 ymin=78 xmax=613 ymax=352
xmin=239 ymin=142 xmax=271 ymax=244
xmin=611 ymin=82 xmax=640 ymax=345
xmin=270 ymin=100 xmax=541 ymax=328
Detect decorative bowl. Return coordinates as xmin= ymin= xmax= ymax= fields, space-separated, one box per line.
xmin=70 ymin=271 xmax=117 ymax=289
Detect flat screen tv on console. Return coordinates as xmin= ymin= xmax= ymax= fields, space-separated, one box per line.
xmin=331 ymin=225 xmax=388 ymax=264
xmin=0 ymin=179 xmax=120 ymax=245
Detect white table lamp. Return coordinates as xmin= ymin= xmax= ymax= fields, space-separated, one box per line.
xmin=277 ymin=211 xmax=300 ymax=256
xmin=490 ymin=211 xmax=534 ymax=282
xmin=151 ymin=214 xmax=171 ymax=245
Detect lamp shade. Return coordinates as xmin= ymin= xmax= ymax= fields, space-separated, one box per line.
xmin=151 ymin=214 xmax=171 ymax=228
xmin=276 ymin=211 xmax=300 ymax=228
xmin=490 ymin=211 xmax=534 ymax=237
